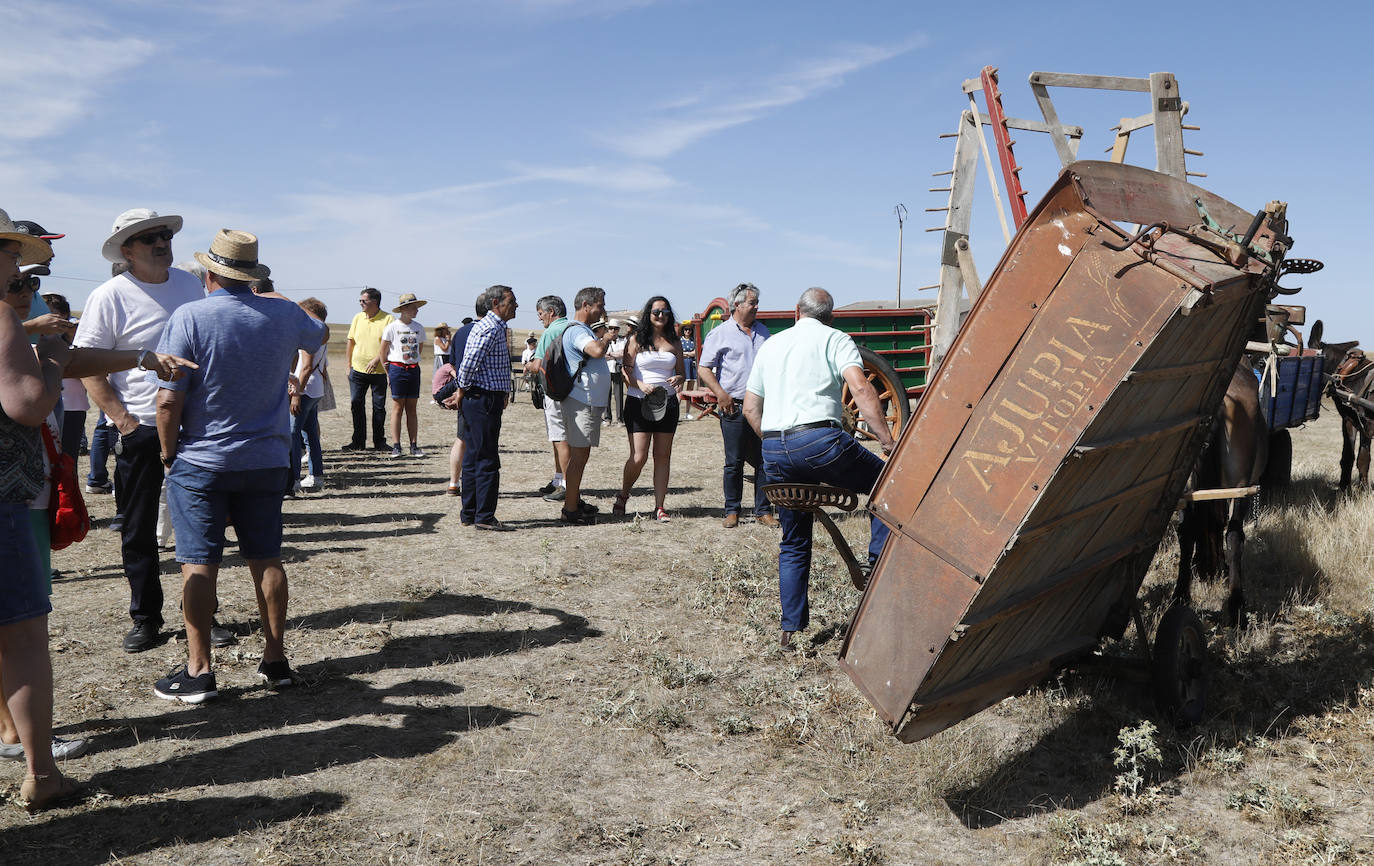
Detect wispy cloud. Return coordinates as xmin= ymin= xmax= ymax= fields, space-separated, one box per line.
xmin=605 ymin=36 xmax=925 ymax=160
xmin=509 ymin=162 xmax=678 ymax=192
xmin=0 ymin=6 xmax=155 ymax=141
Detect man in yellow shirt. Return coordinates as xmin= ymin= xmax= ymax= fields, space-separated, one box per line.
xmin=343 ymin=287 xmax=394 ymax=450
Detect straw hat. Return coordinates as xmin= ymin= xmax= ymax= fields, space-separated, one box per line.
xmin=102 ymin=208 xmax=183 ymax=263
xmin=434 ymin=321 xmax=450 ymax=331
xmin=392 ymin=293 xmax=428 ymax=313
xmin=193 ymin=229 xmax=268 ymax=282
xmin=0 ymin=208 xmax=55 ymax=266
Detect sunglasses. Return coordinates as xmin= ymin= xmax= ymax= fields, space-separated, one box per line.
xmin=130 ymin=229 xmax=174 ymax=245
xmin=7 ymin=275 xmax=38 ymax=295
xmin=651 ymin=309 xmax=671 ymax=318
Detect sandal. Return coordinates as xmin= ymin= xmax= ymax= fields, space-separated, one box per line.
xmin=20 ymin=771 xmax=82 ymax=813
xmin=655 ymin=506 xmax=671 ymax=523
xmin=612 ymin=491 xmax=629 ymax=515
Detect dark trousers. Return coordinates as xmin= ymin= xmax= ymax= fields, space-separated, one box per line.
xmin=348 ymin=369 xmax=388 ymax=448
xmin=61 ymin=410 xmax=86 ymax=474
xmin=608 ymin=375 xmax=624 ymax=423
xmin=720 ymin=406 xmax=770 ymax=516
xmin=87 ymin=412 xmax=117 ymax=487
xmin=114 ymin=424 xmax=166 ymax=627
xmin=460 ymin=389 xmax=506 ymax=524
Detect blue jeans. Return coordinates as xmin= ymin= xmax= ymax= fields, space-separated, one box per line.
xmin=348 ymin=369 xmax=388 ymax=448
xmin=762 ymin=426 xmax=890 ymax=632
xmin=289 ymin=395 xmax=323 ymax=482
xmin=460 ymin=388 xmax=506 ymax=524
xmin=719 ymin=406 xmax=769 ymax=516
xmin=87 ymin=412 xmax=117 ymax=487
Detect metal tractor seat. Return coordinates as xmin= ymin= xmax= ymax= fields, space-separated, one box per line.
xmin=761 ymin=483 xmax=869 ymax=590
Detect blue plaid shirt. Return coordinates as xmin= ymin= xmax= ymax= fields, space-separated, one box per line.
xmin=456 ymin=311 xmax=512 ymax=392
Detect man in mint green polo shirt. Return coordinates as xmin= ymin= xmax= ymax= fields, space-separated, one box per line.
xmin=528 ymin=295 xmax=569 ymax=499
xmin=743 ymin=287 xmax=897 ymax=651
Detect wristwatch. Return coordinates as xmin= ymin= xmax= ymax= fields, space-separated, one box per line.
xmin=136 ymin=349 xmax=156 ymax=371
xmin=161 ymin=454 xmax=175 ymax=467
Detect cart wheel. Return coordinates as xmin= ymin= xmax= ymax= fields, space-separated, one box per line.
xmin=1263 ymin=429 xmax=1292 ymax=490
xmin=842 ymin=347 xmax=911 ymax=443
xmin=1151 ymin=604 xmax=1207 ymax=727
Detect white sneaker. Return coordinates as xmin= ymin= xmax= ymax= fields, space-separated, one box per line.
xmin=301 ymin=475 xmax=319 ymax=490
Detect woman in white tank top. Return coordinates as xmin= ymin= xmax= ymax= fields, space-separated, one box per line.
xmin=615 ymin=296 xmax=686 ymax=522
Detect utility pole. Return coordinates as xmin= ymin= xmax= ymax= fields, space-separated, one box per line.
xmin=894 ymin=203 xmax=908 ymax=306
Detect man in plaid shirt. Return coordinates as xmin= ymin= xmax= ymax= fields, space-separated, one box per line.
xmin=452 ymin=285 xmax=519 ymax=530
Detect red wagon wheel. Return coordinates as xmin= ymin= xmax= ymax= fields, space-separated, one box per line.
xmin=841 ymin=347 xmax=912 ymax=443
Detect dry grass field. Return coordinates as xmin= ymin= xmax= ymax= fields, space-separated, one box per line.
xmin=3 ymin=346 xmax=1372 ymax=864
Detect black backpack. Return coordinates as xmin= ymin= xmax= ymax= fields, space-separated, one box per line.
xmin=543 ymin=323 xmax=586 ymax=402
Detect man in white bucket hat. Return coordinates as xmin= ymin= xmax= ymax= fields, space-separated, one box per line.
xmin=74 ymin=208 xmax=213 ymax=653
xmin=152 ymin=229 xmax=326 ymax=701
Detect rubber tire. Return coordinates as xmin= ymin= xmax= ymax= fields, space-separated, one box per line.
xmin=1152 ymin=604 xmax=1208 ymax=727
xmin=842 ymin=347 xmax=912 ymax=443
xmin=1263 ymin=428 xmax=1292 ymax=490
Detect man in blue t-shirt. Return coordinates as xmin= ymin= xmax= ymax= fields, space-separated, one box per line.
xmin=556 ymin=286 xmax=618 ymax=524
xmin=152 ymin=229 xmax=326 ymax=703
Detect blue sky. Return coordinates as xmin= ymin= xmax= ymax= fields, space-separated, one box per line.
xmin=3 ymin=1 xmax=1369 ymax=335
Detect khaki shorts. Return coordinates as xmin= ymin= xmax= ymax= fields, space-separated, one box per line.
xmin=544 ymin=394 xmax=566 ymax=442
xmin=559 ymin=397 xmax=603 ymax=448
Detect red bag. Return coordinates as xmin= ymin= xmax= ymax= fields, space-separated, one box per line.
xmin=40 ymin=426 xmax=90 ymax=551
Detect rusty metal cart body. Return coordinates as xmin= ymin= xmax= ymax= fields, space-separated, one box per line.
xmin=837 ymin=159 xmax=1290 ymax=743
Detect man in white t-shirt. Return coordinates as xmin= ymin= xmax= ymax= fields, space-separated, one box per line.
xmin=557 ymin=286 xmax=618 ymax=525
xmin=74 ymin=209 xmax=215 ymax=654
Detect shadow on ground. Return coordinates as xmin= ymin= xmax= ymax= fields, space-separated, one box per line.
xmin=2 ymin=792 xmax=346 ymax=865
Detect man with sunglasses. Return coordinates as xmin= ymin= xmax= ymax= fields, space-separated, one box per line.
xmin=74 ymin=209 xmax=208 ymax=653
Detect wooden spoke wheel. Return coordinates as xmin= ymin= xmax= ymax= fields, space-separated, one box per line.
xmin=841 ymin=347 xmax=912 ymax=443
xmin=1151 ymin=604 xmax=1208 ymax=727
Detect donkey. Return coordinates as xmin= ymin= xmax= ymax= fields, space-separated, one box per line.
xmin=1310 ymin=320 xmax=1374 ymax=490
xmin=1176 ymin=360 xmax=1268 ymax=626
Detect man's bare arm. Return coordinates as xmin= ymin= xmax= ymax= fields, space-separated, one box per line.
xmin=742 ymin=391 xmax=764 ymax=439
xmin=696 ymin=366 xmax=733 ymax=414
xmin=156 ymin=387 xmax=187 ymax=465
xmin=83 ymin=374 xmax=139 ymax=434
xmin=841 ymin=364 xmax=896 ymax=454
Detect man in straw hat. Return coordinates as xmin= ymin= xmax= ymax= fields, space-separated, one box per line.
xmin=343 ymin=287 xmax=393 ymax=452
xmin=75 ymin=208 xmax=215 ymax=653
xmin=152 ymin=229 xmax=326 ymax=701
xmin=379 ymin=292 xmax=428 ymax=458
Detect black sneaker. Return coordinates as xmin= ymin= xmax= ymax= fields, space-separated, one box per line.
xmin=210 ymin=620 xmax=238 ymax=648
xmin=561 ymin=507 xmax=596 ymax=526
xmin=340 ymin=442 xmax=365 ymax=452
xmin=123 ymin=621 xmax=160 ymax=653
xmin=257 ymin=659 xmax=295 ymax=688
xmin=537 ymin=481 xmax=558 ymax=495
xmin=153 ymin=667 xmax=218 ymax=704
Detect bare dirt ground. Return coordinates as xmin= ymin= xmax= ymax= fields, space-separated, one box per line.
xmin=3 ymin=351 xmax=1372 ymax=865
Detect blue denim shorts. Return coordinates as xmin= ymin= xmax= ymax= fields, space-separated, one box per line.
xmin=166 ymin=460 xmax=288 ymax=565
xmin=0 ymin=501 xmax=51 ymax=626
xmin=387 ymin=363 xmax=421 ymax=399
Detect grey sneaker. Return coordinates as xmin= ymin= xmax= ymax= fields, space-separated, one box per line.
xmin=84 ymin=480 xmax=113 ymax=494
xmin=409 ymin=444 xmax=425 ymax=458
xmin=0 ymin=736 xmax=89 ymax=760
xmin=388 ymin=444 xmax=403 ymax=459
xmin=542 ymin=486 xmax=567 ymax=502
